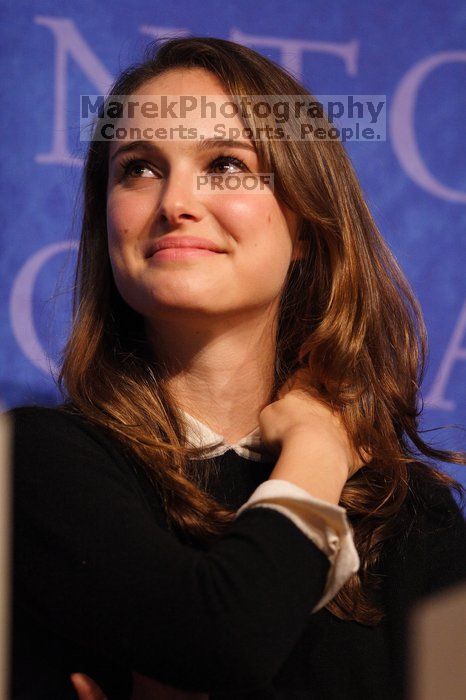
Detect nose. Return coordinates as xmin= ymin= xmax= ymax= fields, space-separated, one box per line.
xmin=155 ymin=170 xmax=205 ymax=232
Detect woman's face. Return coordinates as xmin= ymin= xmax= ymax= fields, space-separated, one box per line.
xmin=106 ymin=67 xmax=302 ymax=328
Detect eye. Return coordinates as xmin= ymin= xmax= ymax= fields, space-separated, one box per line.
xmin=119 ymin=157 xmax=160 ymax=179
xmin=209 ymin=154 xmax=248 ymax=174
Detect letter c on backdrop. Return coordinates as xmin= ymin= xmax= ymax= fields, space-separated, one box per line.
xmin=9 ymin=241 xmax=78 ymax=376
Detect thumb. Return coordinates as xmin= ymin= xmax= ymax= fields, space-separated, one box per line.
xmin=70 ymin=673 xmax=108 ymax=700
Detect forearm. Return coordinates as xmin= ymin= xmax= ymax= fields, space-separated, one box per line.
xmin=268 ymin=435 xmax=347 ymax=505
xmin=13 ymin=407 xmax=331 ymax=692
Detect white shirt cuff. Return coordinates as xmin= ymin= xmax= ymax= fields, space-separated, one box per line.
xmin=234 ymin=479 xmax=359 ymax=613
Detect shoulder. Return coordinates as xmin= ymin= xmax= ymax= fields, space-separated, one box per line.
xmin=378 ymin=465 xmax=465 ymax=698
xmin=404 ymin=462 xmax=464 ymax=535
xmin=384 ymin=462 xmax=466 ymax=598
xmin=7 ymin=404 xmax=84 ymax=435
xmin=7 ymin=403 xmax=124 ymax=459
xmin=7 ymin=404 xmax=139 ymax=495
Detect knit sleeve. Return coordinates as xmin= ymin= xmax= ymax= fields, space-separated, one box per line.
xmin=10 ymin=406 xmax=330 ymax=694
xmin=235 ymin=479 xmax=359 ymax=612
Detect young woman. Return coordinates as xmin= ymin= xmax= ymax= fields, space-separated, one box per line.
xmin=10 ymin=37 xmax=465 ymax=700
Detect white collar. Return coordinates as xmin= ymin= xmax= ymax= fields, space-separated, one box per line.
xmin=179 ymin=409 xmax=272 ymax=462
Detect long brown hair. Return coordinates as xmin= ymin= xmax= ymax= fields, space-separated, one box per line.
xmin=58 ymin=36 xmax=465 ymax=625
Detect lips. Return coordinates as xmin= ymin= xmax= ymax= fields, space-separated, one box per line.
xmin=146 ymin=236 xmax=224 ymax=258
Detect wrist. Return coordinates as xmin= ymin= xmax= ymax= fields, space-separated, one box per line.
xmin=269 ymin=437 xmax=347 ymax=505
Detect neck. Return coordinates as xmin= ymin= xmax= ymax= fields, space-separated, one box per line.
xmin=145 ymin=310 xmax=277 ymax=443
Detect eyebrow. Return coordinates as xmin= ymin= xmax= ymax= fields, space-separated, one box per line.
xmin=109 ymin=138 xmax=257 ymax=163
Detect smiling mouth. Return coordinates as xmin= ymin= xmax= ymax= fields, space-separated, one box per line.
xmin=146 ymin=235 xmax=225 ymax=258
xmin=148 ymin=247 xmax=223 ymax=261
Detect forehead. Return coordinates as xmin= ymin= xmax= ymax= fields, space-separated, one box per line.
xmin=132 ymin=67 xmax=230 ymax=98
xmin=107 ymin=67 xmax=253 ymax=159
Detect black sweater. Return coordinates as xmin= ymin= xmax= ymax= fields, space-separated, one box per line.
xmin=9 ymin=405 xmax=466 ymax=699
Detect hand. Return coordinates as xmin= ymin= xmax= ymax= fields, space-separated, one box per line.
xmin=70 ymin=673 xmax=107 ymax=700
xmin=260 ymin=368 xmax=370 ymax=479
xmin=69 ymin=671 xmax=208 ymax=700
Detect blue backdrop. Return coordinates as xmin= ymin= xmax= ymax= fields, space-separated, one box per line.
xmin=1 ymin=0 xmax=465 ymax=486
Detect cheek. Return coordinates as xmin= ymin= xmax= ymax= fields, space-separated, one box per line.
xmin=212 ymin=196 xmax=293 ymax=296
xmin=106 ymin=193 xmax=148 ymax=260
xmin=213 ymin=195 xmax=289 ymax=240
xmin=106 ymin=200 xmax=139 ymax=286
xmin=106 ymin=194 xmax=126 ymax=248
xmin=213 ymin=194 xmax=269 ymax=225
xmin=213 ymin=195 xmax=293 ymax=259
xmin=107 ymin=189 xmax=154 ymax=230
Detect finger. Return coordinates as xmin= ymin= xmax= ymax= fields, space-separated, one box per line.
xmin=70 ymin=673 xmax=108 ymax=700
